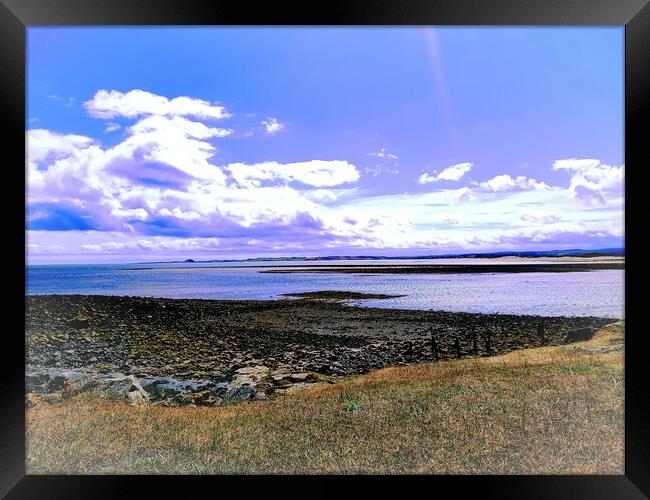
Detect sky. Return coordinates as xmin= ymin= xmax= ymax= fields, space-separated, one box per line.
xmin=26 ymin=27 xmax=624 ymax=264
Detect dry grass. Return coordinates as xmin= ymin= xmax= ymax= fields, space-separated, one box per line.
xmin=26 ymin=323 xmax=624 ymax=475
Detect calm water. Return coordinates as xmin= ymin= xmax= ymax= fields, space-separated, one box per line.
xmin=26 ymin=260 xmax=624 ymax=318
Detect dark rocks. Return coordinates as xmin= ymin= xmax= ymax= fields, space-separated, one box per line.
xmin=25 ymin=295 xmax=616 ymax=408
xmin=47 ymin=375 xmax=70 ymax=393
xmin=69 ymin=317 xmax=90 ymax=329
xmin=26 ymin=373 xmax=50 ymax=389
xmin=253 ymin=391 xmax=268 ymax=401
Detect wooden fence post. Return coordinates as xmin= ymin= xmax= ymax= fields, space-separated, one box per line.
xmin=472 ymin=332 xmax=478 ymax=355
xmin=537 ymin=320 xmax=546 ymax=346
xmin=431 ymin=333 xmax=439 ymax=361
xmin=454 ymin=336 xmax=461 ymax=358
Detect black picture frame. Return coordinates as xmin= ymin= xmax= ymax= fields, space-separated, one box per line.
xmin=2 ymin=0 xmax=647 ymax=497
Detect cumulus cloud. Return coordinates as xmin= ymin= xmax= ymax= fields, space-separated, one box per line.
xmin=84 ymin=89 xmax=232 ymax=120
xmin=25 ymin=89 xmax=624 ymax=262
xmin=552 ymin=158 xmax=600 ymax=171
xmin=418 ymin=162 xmax=472 ymax=184
xmin=477 ymin=174 xmax=550 ymax=192
xmin=107 ymin=115 xmax=229 ymax=186
xmin=26 ymin=104 xmax=362 ymax=247
xmin=128 ymin=115 xmax=232 ymax=139
xmin=27 ymin=129 xmax=94 ymax=163
xmin=227 ymin=160 xmax=360 ymax=188
xmin=261 ymin=117 xmax=284 ymax=135
xmin=553 ymin=158 xmax=623 ymax=206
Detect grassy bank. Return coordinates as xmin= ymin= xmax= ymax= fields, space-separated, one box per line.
xmin=26 ymin=322 xmax=624 ymax=474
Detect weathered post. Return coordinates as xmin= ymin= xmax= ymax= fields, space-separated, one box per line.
xmin=431 ymin=333 xmax=439 ymax=361
xmin=407 ymin=341 xmax=414 ymax=361
xmin=454 ymin=336 xmax=461 ymax=358
xmin=485 ymin=330 xmax=492 ymax=355
xmin=472 ymin=332 xmax=478 ymax=355
xmin=537 ymin=320 xmax=546 ymax=346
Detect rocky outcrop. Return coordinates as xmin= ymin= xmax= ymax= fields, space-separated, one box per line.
xmin=25 ymin=364 xmax=325 ymax=407
xmin=26 ymin=368 xmax=149 ymax=405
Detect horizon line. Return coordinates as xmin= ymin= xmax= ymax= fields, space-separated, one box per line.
xmin=26 ymin=247 xmax=625 ymax=267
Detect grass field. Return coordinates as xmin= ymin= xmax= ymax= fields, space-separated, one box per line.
xmin=26 ymin=322 xmax=624 ymax=474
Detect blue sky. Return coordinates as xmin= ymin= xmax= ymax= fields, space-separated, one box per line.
xmin=26 ymin=27 xmax=624 ymax=263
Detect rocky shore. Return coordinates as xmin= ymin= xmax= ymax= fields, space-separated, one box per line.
xmin=26 ymin=294 xmax=615 ymax=407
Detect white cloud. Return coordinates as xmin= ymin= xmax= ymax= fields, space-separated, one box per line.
xmin=552 ymin=158 xmax=601 ymax=171
xmin=365 ymin=165 xmax=399 ymax=176
xmin=27 ymin=129 xmax=95 ymax=163
xmin=367 ymin=148 xmax=398 ymax=160
xmin=418 ymin=162 xmax=473 ymax=184
xmin=477 ymin=174 xmax=550 ymax=192
xmin=227 ymin=160 xmax=360 ymax=188
xmin=455 ymin=187 xmax=472 ymax=202
xmin=365 ymin=148 xmax=399 ymax=176
xmin=304 ymin=189 xmax=338 ymax=203
xmin=158 ymin=207 xmax=203 ymax=221
xmin=553 ymin=158 xmax=623 ymax=206
xmin=104 ymin=122 xmax=121 ymax=133
xmin=520 ymin=213 xmax=561 ymax=224
xmin=84 ymin=89 xmax=232 ymax=120
xmin=27 ymin=121 xmax=359 ymax=239
xmin=128 ymin=115 xmax=232 ymax=139
xmin=110 ymin=207 xmax=149 ymax=221
xmin=108 ymin=114 xmax=229 ymax=185
xmin=25 ymin=89 xmax=624 ymax=261
xmin=261 ymin=117 xmax=284 ymax=135
xmin=321 ymin=181 xmax=623 ymax=251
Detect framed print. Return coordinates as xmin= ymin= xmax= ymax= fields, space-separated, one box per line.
xmin=2 ymin=0 xmax=648 ymax=497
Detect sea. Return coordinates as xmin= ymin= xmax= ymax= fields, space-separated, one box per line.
xmin=26 ymin=259 xmax=625 ymax=319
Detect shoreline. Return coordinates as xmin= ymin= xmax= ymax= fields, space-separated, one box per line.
xmin=259 ymin=262 xmax=624 ymax=274
xmin=26 ymin=293 xmax=616 ymax=407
